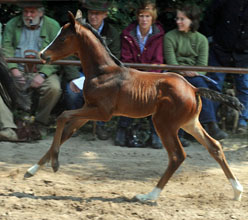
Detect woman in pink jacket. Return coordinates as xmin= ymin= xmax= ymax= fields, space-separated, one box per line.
xmin=115 ymin=1 xmax=165 ymax=149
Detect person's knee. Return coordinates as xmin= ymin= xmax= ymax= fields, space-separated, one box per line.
xmin=49 ymin=84 xmax=62 ymax=97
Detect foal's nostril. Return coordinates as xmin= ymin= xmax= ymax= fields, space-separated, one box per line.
xmin=39 ymin=52 xmax=45 ymax=60
xmin=39 ymin=52 xmax=51 ymax=64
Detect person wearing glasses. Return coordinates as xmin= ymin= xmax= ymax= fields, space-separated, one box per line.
xmin=163 ymin=3 xmax=228 ymax=141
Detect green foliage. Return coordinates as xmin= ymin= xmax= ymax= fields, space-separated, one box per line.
xmin=0 ymin=0 xmax=212 ymax=31
xmin=107 ymin=0 xmax=143 ymax=32
xmin=0 ymin=4 xmax=21 ymax=27
xmin=107 ymin=0 xmax=212 ymax=32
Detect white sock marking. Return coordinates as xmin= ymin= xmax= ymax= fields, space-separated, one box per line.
xmin=229 ymin=178 xmax=243 ymax=201
xmin=135 ymin=187 xmax=162 ymax=201
xmin=27 ymin=164 xmax=40 ymax=176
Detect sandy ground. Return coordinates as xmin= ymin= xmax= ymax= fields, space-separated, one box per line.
xmin=0 ymin=127 xmax=247 ymax=220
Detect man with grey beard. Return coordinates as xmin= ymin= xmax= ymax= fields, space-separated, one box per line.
xmin=2 ymin=1 xmax=62 ymax=134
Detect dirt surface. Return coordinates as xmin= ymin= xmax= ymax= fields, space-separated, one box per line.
xmin=0 ymin=129 xmax=247 ymax=220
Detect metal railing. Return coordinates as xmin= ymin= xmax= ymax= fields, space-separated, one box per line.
xmin=5 ymin=57 xmax=248 ymax=74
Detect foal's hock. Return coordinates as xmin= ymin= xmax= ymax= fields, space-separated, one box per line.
xmin=25 ymin=11 xmax=244 ymax=202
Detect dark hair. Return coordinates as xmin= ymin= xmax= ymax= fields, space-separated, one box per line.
xmin=177 ymin=4 xmax=201 ymax=32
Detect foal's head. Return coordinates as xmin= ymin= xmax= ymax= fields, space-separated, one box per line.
xmin=40 ymin=11 xmax=79 ymax=63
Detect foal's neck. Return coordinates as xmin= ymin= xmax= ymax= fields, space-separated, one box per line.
xmin=78 ymin=29 xmax=116 ymax=77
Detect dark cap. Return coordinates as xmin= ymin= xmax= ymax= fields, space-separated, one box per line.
xmin=81 ymin=0 xmax=112 ymax=12
xmin=17 ymin=0 xmax=44 ymax=8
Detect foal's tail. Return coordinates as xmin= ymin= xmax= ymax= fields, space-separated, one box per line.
xmin=196 ymin=87 xmax=244 ymax=112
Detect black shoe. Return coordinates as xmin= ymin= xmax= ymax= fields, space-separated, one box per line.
xmin=179 ymin=137 xmax=190 ymax=147
xmin=151 ymin=133 xmax=163 ymax=149
xmin=96 ymin=125 xmax=109 ymax=140
xmin=203 ymin=122 xmax=228 ymax=140
xmin=115 ymin=128 xmax=126 ymax=146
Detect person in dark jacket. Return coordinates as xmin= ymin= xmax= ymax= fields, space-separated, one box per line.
xmin=200 ymin=0 xmax=248 ymax=134
xmin=114 ymin=1 xmax=165 ymax=149
xmin=65 ymin=0 xmax=121 ymax=140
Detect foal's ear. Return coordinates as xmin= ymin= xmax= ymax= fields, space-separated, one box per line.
xmin=68 ymin=11 xmax=75 ymax=26
xmin=75 ymin=9 xmax=82 ymax=20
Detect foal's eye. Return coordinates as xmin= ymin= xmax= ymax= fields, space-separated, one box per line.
xmin=59 ymin=36 xmax=66 ymax=42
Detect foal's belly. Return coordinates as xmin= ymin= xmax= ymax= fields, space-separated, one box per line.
xmin=114 ymin=99 xmax=156 ymax=118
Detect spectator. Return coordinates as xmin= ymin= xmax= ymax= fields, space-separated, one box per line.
xmin=114 ymin=1 xmax=164 ymax=149
xmin=2 ymin=1 xmax=62 ymax=131
xmin=200 ymin=0 xmax=248 ymax=134
xmin=0 ymin=22 xmax=18 ymax=142
xmin=66 ymin=0 xmax=121 ymax=140
xmin=0 ymin=96 xmax=18 ymax=141
xmin=0 ymin=22 xmax=2 ymax=45
xmin=163 ymin=3 xmax=228 ymax=140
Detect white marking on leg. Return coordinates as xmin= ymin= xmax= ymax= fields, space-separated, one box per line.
xmin=135 ymin=187 xmax=162 ymax=201
xmin=229 ymin=178 xmax=243 ymax=201
xmin=27 ymin=164 xmax=40 ymax=176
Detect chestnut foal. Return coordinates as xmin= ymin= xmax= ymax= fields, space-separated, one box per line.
xmin=25 ymin=12 xmax=244 ymax=202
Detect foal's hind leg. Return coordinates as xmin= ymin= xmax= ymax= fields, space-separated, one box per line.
xmin=136 ymin=116 xmax=186 ymax=201
xmin=183 ymin=119 xmax=243 ymax=201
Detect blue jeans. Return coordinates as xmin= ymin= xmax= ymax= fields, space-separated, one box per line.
xmin=207 ymin=48 xmax=248 ymax=126
xmin=64 ymin=72 xmax=84 ymax=110
xmin=185 ymin=76 xmax=217 ymax=124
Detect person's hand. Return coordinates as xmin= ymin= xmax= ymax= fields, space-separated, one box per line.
xmin=69 ymin=80 xmax=81 ymax=93
xmin=11 ymin=68 xmax=26 ymax=84
xmin=180 ymin=71 xmax=199 ymax=77
xmin=30 ymin=73 xmax=45 ymax=88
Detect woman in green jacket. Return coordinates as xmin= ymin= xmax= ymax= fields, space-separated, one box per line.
xmin=163 ymin=4 xmax=227 ymax=140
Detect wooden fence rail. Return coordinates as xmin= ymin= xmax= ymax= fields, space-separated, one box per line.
xmin=5 ymin=57 xmax=248 ymax=74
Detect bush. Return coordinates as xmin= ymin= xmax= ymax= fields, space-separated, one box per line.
xmin=0 ymin=0 xmax=212 ymax=31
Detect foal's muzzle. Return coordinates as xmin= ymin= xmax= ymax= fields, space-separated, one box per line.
xmin=39 ymin=52 xmax=51 ymax=64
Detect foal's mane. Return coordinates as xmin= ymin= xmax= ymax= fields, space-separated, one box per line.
xmin=76 ymin=18 xmax=124 ymax=67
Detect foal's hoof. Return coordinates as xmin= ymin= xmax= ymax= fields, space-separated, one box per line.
xmin=52 ymin=160 xmax=60 ymax=173
xmin=24 ymin=164 xmax=40 ymax=178
xmin=24 ymin=171 xmax=33 ymax=179
xmin=233 ymin=189 xmax=243 ymax=201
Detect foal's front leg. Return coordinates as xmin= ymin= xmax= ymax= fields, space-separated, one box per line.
xmin=25 ymin=106 xmax=111 ymax=178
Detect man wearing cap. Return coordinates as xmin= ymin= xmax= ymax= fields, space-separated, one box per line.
xmin=2 ymin=1 xmax=62 ymax=129
xmin=83 ymin=0 xmax=120 ymax=58
xmin=65 ymin=0 xmax=121 ymax=140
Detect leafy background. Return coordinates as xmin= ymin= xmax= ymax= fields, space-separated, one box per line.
xmin=0 ymin=0 xmax=212 ymax=32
